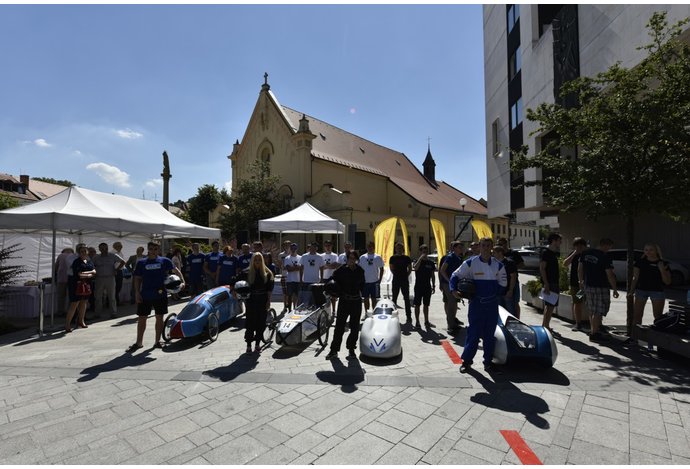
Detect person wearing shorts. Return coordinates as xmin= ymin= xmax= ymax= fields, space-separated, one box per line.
xmin=284 ymin=243 xmax=302 ymax=310
xmin=413 ymin=245 xmax=436 ymax=330
xmin=578 ymin=238 xmax=619 ymax=341
xmin=359 ymin=242 xmax=384 ymax=311
xmin=563 ymin=237 xmax=587 ymax=331
xmin=278 ymin=240 xmax=291 ymax=311
xmin=128 ymin=241 xmax=184 ymax=352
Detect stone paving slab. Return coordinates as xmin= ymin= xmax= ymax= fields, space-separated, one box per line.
xmin=2 ymin=275 xmax=690 ymax=464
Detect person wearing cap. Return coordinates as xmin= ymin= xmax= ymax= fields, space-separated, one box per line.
xmin=284 ymin=243 xmax=302 ymax=311
xmin=203 ymin=241 xmax=221 ymax=290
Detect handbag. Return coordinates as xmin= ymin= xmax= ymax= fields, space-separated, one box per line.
xmin=76 ymin=280 xmax=92 ymax=297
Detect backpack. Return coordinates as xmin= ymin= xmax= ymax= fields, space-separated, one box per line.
xmin=652 ymin=310 xmax=689 ymax=335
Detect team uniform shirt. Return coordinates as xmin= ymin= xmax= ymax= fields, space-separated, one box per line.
xmin=217 ymin=254 xmax=239 ymax=285
xmin=337 ymin=251 xmax=351 ymax=265
xmin=284 ymin=254 xmax=302 ymax=282
xmin=389 ymin=254 xmax=412 ymax=282
xmin=440 ymin=253 xmax=462 ymax=284
xmin=205 ymin=251 xmax=221 ymax=274
xmin=134 ymin=256 xmax=174 ymax=301
xmin=321 ymin=252 xmax=339 ymax=280
xmin=300 ymin=253 xmax=325 ymax=284
xmin=187 ymin=252 xmax=206 ymax=281
xmin=450 ymin=255 xmax=507 ymax=299
xmin=635 ymin=257 xmax=669 ymax=292
xmin=360 ymin=252 xmax=384 ymax=283
xmin=580 ymin=248 xmax=613 ymax=288
xmin=540 ymin=248 xmax=560 ymax=291
xmin=414 ymin=259 xmax=436 ymax=290
xmin=238 ymin=253 xmax=253 ymax=274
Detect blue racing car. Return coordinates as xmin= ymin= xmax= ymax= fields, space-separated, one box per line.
xmin=492 ymin=306 xmax=558 ymax=367
xmin=163 ymin=286 xmax=241 ymax=343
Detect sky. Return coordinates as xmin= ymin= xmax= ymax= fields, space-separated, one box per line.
xmin=0 ymin=4 xmax=487 ymax=205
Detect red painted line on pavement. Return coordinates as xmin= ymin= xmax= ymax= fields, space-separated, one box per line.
xmin=440 ymin=339 xmax=462 ymax=364
xmin=500 ymin=430 xmax=543 ymax=465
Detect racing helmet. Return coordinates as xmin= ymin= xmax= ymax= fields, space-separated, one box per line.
xmin=234 ymin=280 xmax=251 ymax=300
xmin=455 ymin=278 xmax=476 ymax=300
xmin=164 ymin=274 xmax=183 ymax=294
xmin=323 ymin=280 xmax=340 ymax=298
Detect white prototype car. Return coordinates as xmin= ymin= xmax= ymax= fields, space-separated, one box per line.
xmin=359 ymin=298 xmax=402 ymax=358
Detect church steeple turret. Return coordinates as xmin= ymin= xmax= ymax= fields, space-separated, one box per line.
xmin=423 ymin=142 xmax=436 ymax=184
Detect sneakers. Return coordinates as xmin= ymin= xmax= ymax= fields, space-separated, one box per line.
xmin=459 ymin=363 xmax=472 ymax=373
xmin=325 ymin=351 xmax=337 ymax=360
xmin=447 ymin=327 xmax=460 ymax=335
xmin=571 ymin=323 xmax=582 ymax=332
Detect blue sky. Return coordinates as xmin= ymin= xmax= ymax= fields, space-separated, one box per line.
xmin=0 ymin=4 xmax=486 ymax=204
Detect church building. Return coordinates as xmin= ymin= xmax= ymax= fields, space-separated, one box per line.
xmin=228 ymin=77 xmax=487 ymax=256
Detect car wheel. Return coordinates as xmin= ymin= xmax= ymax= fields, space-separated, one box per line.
xmin=317 ymin=310 xmax=330 ymax=347
xmin=262 ymin=308 xmax=276 ymax=344
xmin=207 ymin=312 xmax=220 ymax=342
xmin=671 ymin=270 xmax=685 ymax=287
xmin=163 ymin=313 xmax=177 ymax=342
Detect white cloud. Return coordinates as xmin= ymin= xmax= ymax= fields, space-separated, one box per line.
xmin=86 ymin=162 xmax=131 ymax=188
xmin=145 ymin=178 xmax=163 ymax=188
xmin=115 ymin=128 xmax=143 ymax=139
xmin=35 ymin=138 xmax=52 ymax=147
xmin=73 ymin=150 xmax=82 ymax=156
xmin=224 ymin=180 xmax=232 ymax=192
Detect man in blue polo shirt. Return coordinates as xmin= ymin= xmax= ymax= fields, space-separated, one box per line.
xmin=236 ymin=243 xmax=253 ymax=281
xmin=203 ymin=241 xmax=221 ymax=290
xmin=128 ymin=241 xmax=184 ymax=352
xmin=217 ymin=246 xmax=239 ymax=286
xmin=186 ymin=242 xmax=206 ymax=297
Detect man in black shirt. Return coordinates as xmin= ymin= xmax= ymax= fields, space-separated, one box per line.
xmin=388 ymin=242 xmax=413 ymax=324
xmin=540 ymin=233 xmax=562 ymax=330
xmin=498 ymin=237 xmax=524 ymax=318
xmin=413 ymin=244 xmax=436 ymax=330
xmin=578 ymin=238 xmax=619 ymax=341
xmin=563 ymin=237 xmax=587 ymax=331
xmin=326 ymin=251 xmax=366 ymax=360
xmin=493 ymin=246 xmax=518 ymax=316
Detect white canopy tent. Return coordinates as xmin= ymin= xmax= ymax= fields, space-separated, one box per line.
xmin=0 ymin=186 xmax=220 ymax=332
xmin=258 ymin=202 xmax=345 ymax=235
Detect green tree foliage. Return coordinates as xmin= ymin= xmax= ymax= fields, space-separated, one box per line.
xmin=0 ymin=243 xmax=27 ymax=290
xmin=186 ymin=184 xmax=223 ymax=227
xmin=511 ymin=12 xmax=690 ymax=333
xmin=219 ymin=161 xmax=284 ymax=240
xmin=32 ymin=177 xmax=75 ymax=187
xmin=0 ymin=192 xmax=19 ymax=210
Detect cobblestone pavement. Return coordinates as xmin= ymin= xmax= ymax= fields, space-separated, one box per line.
xmin=1 ymin=277 xmax=689 ymax=464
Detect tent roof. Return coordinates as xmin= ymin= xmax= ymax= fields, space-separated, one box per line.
xmin=259 ymin=202 xmax=345 ymax=234
xmin=0 ymin=186 xmax=220 ymax=238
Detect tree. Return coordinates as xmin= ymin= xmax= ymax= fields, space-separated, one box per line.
xmin=511 ymin=12 xmax=690 ymax=334
xmin=219 ymin=161 xmax=284 ymax=240
xmin=0 ymin=244 xmax=27 ymax=291
xmin=32 ymin=177 xmax=75 ymax=187
xmin=0 ymin=192 xmax=19 ymax=210
xmin=186 ymin=184 xmax=223 ymax=227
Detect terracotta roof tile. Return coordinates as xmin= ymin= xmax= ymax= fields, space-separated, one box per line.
xmin=280 ymin=105 xmax=486 ymax=215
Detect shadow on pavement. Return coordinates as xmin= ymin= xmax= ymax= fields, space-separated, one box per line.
xmin=271 ymin=342 xmax=310 ymax=359
xmin=109 ymin=316 xmax=138 ymax=327
xmin=78 ymin=349 xmax=156 ymax=382
xmin=316 ymin=356 xmax=365 ymax=393
xmin=11 ymin=329 xmax=71 ymax=346
xmin=469 ymin=368 xmax=551 ymax=429
xmin=554 ymin=328 xmax=690 ymax=393
xmin=203 ymin=351 xmax=259 ymax=381
xmin=417 ymin=326 xmax=449 ymax=345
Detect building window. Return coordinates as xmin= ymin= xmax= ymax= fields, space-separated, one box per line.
xmin=507 ymin=4 xmax=520 ymax=33
xmin=492 ymin=119 xmax=500 ymax=156
xmin=510 ymin=97 xmax=523 ymax=130
xmin=509 ymin=46 xmax=521 ymax=80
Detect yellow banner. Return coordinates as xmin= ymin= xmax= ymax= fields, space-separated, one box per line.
xmin=430 ymin=218 xmax=446 ymax=258
xmin=374 ymin=217 xmax=398 ymax=267
xmin=399 ymin=218 xmax=410 ymax=257
xmin=471 ymin=219 xmax=493 ymax=240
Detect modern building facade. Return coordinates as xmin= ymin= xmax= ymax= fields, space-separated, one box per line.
xmin=228 ymin=78 xmax=487 ymax=256
xmin=484 ymin=4 xmax=690 ymax=259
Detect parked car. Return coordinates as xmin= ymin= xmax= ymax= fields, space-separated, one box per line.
xmin=516 ymin=246 xmax=547 ymax=270
xmin=607 ymin=249 xmax=690 ymax=286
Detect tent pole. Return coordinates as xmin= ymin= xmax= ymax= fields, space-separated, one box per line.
xmin=50 ymin=227 xmax=56 ymax=328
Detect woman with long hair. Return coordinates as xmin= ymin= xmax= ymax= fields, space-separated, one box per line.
xmin=245 ymin=252 xmax=274 ymax=353
xmin=65 ymin=246 xmax=97 ymax=332
xmin=628 ymin=243 xmax=672 ymax=326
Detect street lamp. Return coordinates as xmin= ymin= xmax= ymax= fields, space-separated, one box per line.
xmin=459 ymin=198 xmax=467 ymax=212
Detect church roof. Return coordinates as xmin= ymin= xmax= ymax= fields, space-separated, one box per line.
xmin=279 ymin=105 xmax=485 ymax=215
